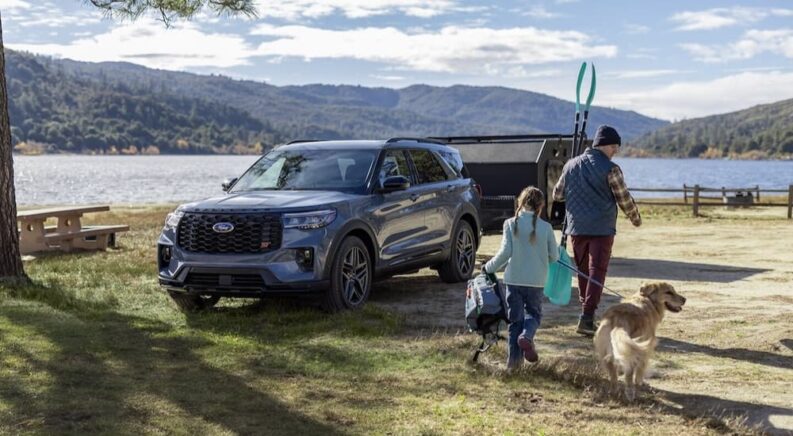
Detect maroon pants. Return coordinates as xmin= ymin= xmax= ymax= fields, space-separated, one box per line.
xmin=571 ymin=235 xmax=615 ymax=316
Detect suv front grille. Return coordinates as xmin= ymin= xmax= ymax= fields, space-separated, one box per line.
xmin=184 ymin=273 xmax=265 ymax=288
xmin=177 ymin=213 xmax=282 ymax=254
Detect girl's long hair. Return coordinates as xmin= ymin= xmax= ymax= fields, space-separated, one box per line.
xmin=513 ymin=186 xmax=545 ymax=243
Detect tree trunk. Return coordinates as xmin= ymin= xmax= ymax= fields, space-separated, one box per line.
xmin=0 ymin=13 xmax=26 ymax=281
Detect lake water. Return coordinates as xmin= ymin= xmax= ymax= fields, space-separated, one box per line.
xmin=12 ymin=155 xmax=793 ymax=206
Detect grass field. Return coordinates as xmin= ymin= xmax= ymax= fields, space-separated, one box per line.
xmin=1 ymin=205 xmax=790 ymax=435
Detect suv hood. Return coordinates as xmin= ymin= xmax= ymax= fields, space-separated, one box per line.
xmin=184 ymin=190 xmax=361 ymax=212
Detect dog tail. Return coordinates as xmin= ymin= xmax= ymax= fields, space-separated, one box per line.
xmin=610 ymin=327 xmax=652 ymax=372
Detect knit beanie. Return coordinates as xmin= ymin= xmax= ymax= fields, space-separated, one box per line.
xmin=592 ymin=125 xmax=621 ymax=147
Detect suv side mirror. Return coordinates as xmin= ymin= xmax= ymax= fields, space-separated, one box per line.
xmin=379 ymin=175 xmax=410 ymax=192
xmin=222 ymin=177 xmax=238 ymax=192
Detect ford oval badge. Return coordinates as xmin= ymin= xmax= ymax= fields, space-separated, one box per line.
xmin=212 ymin=222 xmax=235 ymax=233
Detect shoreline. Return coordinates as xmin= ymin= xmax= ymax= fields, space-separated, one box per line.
xmin=12 ymin=152 xmax=793 ymax=161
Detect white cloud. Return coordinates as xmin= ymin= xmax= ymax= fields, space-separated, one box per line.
xmin=608 ymin=69 xmax=683 ymax=79
xmin=623 ymin=23 xmax=650 ymax=34
xmin=254 ymin=0 xmax=459 ymax=20
xmin=681 ymin=29 xmax=793 ymax=62
xmin=251 ymin=24 xmax=617 ymax=73
xmin=9 ymin=19 xmax=256 ymax=70
xmin=17 ymin=13 xmax=102 ymax=28
xmin=371 ymin=74 xmax=405 ymax=81
xmin=501 ymin=67 xmax=563 ymax=79
xmin=600 ymin=71 xmax=793 ymax=120
xmin=626 ymin=48 xmax=657 ymax=60
xmin=3 ymin=2 xmax=102 ymax=31
xmin=521 ymin=6 xmax=561 ymax=19
xmin=671 ymin=7 xmax=793 ymax=31
xmin=0 ymin=0 xmax=30 ymax=10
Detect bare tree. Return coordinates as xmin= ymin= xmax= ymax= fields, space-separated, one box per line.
xmin=0 ymin=1 xmax=256 ymax=282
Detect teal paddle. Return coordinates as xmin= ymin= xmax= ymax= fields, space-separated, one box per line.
xmin=577 ymin=63 xmax=597 ymax=154
xmin=572 ymin=62 xmax=587 ymax=156
xmin=551 ymin=63 xmax=598 ymax=300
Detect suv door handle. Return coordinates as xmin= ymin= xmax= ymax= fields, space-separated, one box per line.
xmin=409 ymin=193 xmax=420 ymax=202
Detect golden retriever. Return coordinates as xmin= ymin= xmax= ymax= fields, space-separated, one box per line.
xmin=594 ymin=282 xmax=686 ymax=400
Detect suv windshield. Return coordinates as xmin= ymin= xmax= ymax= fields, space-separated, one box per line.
xmin=231 ymin=148 xmax=377 ymax=193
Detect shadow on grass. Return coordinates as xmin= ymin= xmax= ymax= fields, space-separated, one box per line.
xmin=481 ymin=253 xmax=771 ymax=283
xmin=0 ymin=284 xmax=350 ymax=434
xmin=659 ymin=337 xmax=793 ymax=371
xmin=0 ymin=279 xmax=117 ymax=313
xmin=183 ymin=297 xmax=405 ymax=345
xmin=609 ymin=257 xmax=769 ymax=283
xmin=477 ymin=251 xmax=770 ymax=284
xmin=487 ymin=356 xmax=771 ymax=435
xmin=655 ymin=388 xmax=793 ymax=436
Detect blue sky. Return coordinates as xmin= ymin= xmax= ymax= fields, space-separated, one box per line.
xmin=2 ymin=0 xmax=793 ymax=120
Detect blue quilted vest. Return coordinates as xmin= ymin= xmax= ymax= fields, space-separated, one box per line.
xmin=562 ymin=148 xmax=618 ymax=236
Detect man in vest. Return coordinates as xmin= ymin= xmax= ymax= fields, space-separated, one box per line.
xmin=552 ymin=125 xmax=642 ymax=336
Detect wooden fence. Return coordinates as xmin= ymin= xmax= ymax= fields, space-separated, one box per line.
xmin=631 ymin=184 xmax=793 ymax=219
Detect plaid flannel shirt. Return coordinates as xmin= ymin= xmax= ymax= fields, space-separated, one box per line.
xmin=552 ymin=166 xmax=642 ymax=226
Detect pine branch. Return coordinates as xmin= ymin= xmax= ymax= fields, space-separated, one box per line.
xmin=88 ymin=0 xmax=256 ymax=26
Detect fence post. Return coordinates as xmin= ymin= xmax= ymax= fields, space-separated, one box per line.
xmin=721 ymin=186 xmax=726 ymax=201
xmin=683 ymin=184 xmax=688 ymax=204
xmin=756 ymin=185 xmax=760 ymax=202
xmin=693 ymin=185 xmax=700 ymax=217
xmin=788 ymin=185 xmax=792 ymax=220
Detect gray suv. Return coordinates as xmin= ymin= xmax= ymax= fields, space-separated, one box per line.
xmin=157 ymin=138 xmax=481 ymax=312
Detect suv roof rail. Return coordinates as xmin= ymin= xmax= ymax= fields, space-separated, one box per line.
xmin=429 ymin=134 xmax=573 ymax=143
xmin=385 ymin=137 xmax=447 ymax=145
xmin=286 ymin=139 xmax=321 ymax=145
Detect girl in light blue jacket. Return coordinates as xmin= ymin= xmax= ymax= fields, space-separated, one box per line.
xmin=483 ymin=186 xmax=559 ymax=368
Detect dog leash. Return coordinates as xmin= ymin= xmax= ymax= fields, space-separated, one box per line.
xmin=556 ymin=258 xmax=625 ymax=299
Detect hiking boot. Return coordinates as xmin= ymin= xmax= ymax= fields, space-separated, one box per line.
xmin=576 ymin=316 xmax=597 ymax=336
xmin=517 ymin=336 xmax=539 ymax=363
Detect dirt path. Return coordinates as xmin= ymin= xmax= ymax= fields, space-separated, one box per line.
xmin=371 ymin=217 xmax=793 ymax=434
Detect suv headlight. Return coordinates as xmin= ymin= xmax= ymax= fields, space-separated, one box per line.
xmin=164 ymin=207 xmax=185 ymax=231
xmin=283 ymin=209 xmax=337 ymax=230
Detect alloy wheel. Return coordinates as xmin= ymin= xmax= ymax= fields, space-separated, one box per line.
xmin=341 ymin=246 xmax=369 ymax=306
xmin=456 ymin=227 xmax=475 ymax=276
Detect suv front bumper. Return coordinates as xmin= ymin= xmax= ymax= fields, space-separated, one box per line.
xmin=159 ymin=266 xmax=330 ymax=297
xmin=158 ymin=219 xmax=340 ymax=297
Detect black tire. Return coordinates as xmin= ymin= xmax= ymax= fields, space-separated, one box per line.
xmin=321 ymin=236 xmax=372 ymax=313
xmin=168 ymin=291 xmax=220 ymax=312
xmin=438 ymin=220 xmax=476 ymax=283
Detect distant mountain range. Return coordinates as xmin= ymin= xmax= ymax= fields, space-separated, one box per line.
xmin=7 ymin=50 xmax=667 ymax=154
xmin=629 ymin=98 xmax=793 ymax=159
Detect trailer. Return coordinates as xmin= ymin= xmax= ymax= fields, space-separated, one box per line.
xmin=431 ymin=134 xmax=589 ymax=232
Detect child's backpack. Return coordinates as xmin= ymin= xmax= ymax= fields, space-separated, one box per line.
xmin=465 ymin=273 xmax=508 ymax=362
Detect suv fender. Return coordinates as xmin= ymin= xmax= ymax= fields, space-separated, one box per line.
xmin=322 ymin=219 xmax=379 ymax=280
xmin=454 ymin=203 xmax=482 ymax=246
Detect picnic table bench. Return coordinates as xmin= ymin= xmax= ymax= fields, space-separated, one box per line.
xmin=17 ymin=205 xmax=129 ymax=254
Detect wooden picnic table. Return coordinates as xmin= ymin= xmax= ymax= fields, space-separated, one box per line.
xmin=17 ymin=205 xmax=129 ymax=254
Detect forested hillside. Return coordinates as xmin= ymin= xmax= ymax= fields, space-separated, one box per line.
xmin=629 ymin=98 xmax=793 ymax=159
xmin=8 ymin=51 xmax=284 ymax=154
xmin=8 ymin=50 xmax=668 ymax=154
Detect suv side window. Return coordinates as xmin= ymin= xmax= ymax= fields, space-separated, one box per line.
xmin=409 ymin=149 xmax=449 ymax=184
xmin=379 ymin=150 xmax=412 ymax=184
xmin=437 ymin=149 xmax=464 ymax=178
